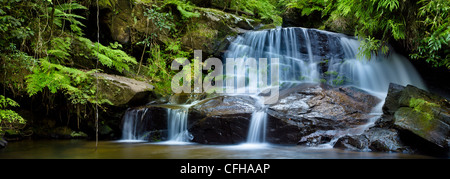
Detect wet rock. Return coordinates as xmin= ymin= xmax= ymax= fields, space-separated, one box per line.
xmin=334 ymin=134 xmax=369 ymax=151
xmin=187 ymin=84 xmax=381 ymax=145
xmin=188 ymin=95 xmax=255 ymax=144
xmin=297 ymin=131 xmax=334 ymax=147
xmin=120 ymin=106 xmax=168 ymax=140
xmin=188 ymin=94 xmax=321 ymax=144
xmin=383 ymin=83 xmax=450 ymax=150
xmin=382 ymin=83 xmax=406 ymax=115
xmin=268 ymin=84 xmax=381 ymax=144
xmin=334 ymin=128 xmax=409 ymax=152
xmin=394 ymin=106 xmax=450 ymax=149
xmin=189 ymin=114 xmax=252 ymax=144
xmin=191 ymin=95 xmax=257 ymax=117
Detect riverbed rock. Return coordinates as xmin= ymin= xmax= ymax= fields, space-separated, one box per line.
xmin=269 ymin=84 xmax=381 ymax=145
xmin=95 ymin=73 xmax=154 ymax=107
xmin=334 ymin=83 xmax=450 ymax=155
xmin=333 ymin=127 xmax=409 ymax=152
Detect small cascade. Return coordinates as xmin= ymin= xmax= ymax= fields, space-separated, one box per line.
xmin=166 ymin=108 xmax=193 ymax=142
xmin=121 ymin=108 xmax=149 ymax=141
xmin=246 ymin=110 xmax=268 ymax=144
xmin=120 ymin=107 xmax=193 ymax=143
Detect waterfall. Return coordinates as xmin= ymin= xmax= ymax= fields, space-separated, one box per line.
xmin=166 ymin=108 xmax=192 ymax=143
xmin=225 ymin=27 xmax=426 ymax=144
xmin=225 ymin=27 xmax=425 ymax=92
xmin=121 ymin=27 xmax=426 ymax=146
xmin=121 ymin=108 xmax=149 ymax=141
xmin=120 ymin=107 xmax=193 ymax=143
xmin=247 ymin=111 xmax=267 ymax=143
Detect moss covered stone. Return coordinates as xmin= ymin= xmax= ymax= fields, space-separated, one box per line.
xmin=391 ymin=85 xmax=450 ymax=149
xmin=95 ymin=73 xmax=154 ymax=106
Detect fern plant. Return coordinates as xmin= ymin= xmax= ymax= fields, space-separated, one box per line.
xmin=47 ymin=37 xmax=72 ymax=62
xmin=26 ymin=57 xmax=112 ymax=106
xmin=78 ymin=37 xmax=138 ymax=73
xmin=0 ymin=95 xmax=25 ymax=134
xmin=411 ymin=0 xmax=450 ymax=69
xmin=44 ymin=1 xmax=88 ymax=36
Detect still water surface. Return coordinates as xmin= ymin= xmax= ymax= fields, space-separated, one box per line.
xmin=0 ymin=140 xmax=435 ymax=159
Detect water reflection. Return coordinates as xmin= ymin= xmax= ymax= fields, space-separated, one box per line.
xmin=0 ymin=140 xmax=437 ymax=159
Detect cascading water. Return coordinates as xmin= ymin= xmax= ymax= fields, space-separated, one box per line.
xmin=166 ymin=108 xmax=193 ymax=143
xmin=121 ymin=27 xmax=426 ymax=146
xmin=121 ymin=108 xmax=150 ymax=142
xmin=247 ymin=111 xmax=268 ymax=143
xmin=120 ymin=107 xmax=193 ymax=143
xmin=224 ymin=27 xmax=426 ymax=144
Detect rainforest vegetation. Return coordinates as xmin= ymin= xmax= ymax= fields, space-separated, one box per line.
xmin=0 ymin=0 xmax=448 ymax=140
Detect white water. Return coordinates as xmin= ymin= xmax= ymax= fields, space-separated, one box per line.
xmin=120 ymin=107 xmax=193 ymax=143
xmin=165 ymin=108 xmax=193 ymax=144
xmin=225 ymin=27 xmax=426 ymax=145
xmin=120 ymin=108 xmax=149 ymax=142
xmin=247 ymin=111 xmax=268 ymax=143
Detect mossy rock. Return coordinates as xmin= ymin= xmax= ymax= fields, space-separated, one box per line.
xmin=385 ymin=84 xmax=450 ymax=149
xmin=95 ymin=73 xmax=154 ymax=106
xmin=394 ymin=107 xmax=449 ymax=149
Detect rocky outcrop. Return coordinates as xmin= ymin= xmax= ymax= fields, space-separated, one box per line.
xmin=95 ymin=73 xmax=154 ymax=106
xmin=270 ymin=84 xmax=380 ymax=145
xmin=334 ymin=83 xmax=450 ymax=156
xmin=180 ymin=7 xmax=257 ymax=57
xmin=391 ymin=85 xmax=450 ymax=149
xmin=334 ymin=127 xmax=408 ymax=152
xmin=186 ymin=84 xmax=380 ymax=145
xmin=96 ymin=1 xmax=256 ymax=58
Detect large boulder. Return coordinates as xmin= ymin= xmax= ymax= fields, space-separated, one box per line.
xmin=95 ymin=73 xmax=154 ymax=107
xmin=391 ymin=85 xmax=450 ymax=149
xmin=269 ymin=84 xmax=381 ymax=145
xmin=188 ymin=95 xmax=256 ymax=144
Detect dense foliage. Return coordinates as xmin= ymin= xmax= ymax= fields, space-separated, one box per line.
xmin=284 ymin=0 xmax=450 ymax=68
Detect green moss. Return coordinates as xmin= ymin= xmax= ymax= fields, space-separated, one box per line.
xmin=324 ymin=71 xmax=339 ymax=76
xmin=409 ymin=97 xmax=439 ymax=122
xmin=70 ymin=131 xmax=88 ymax=138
